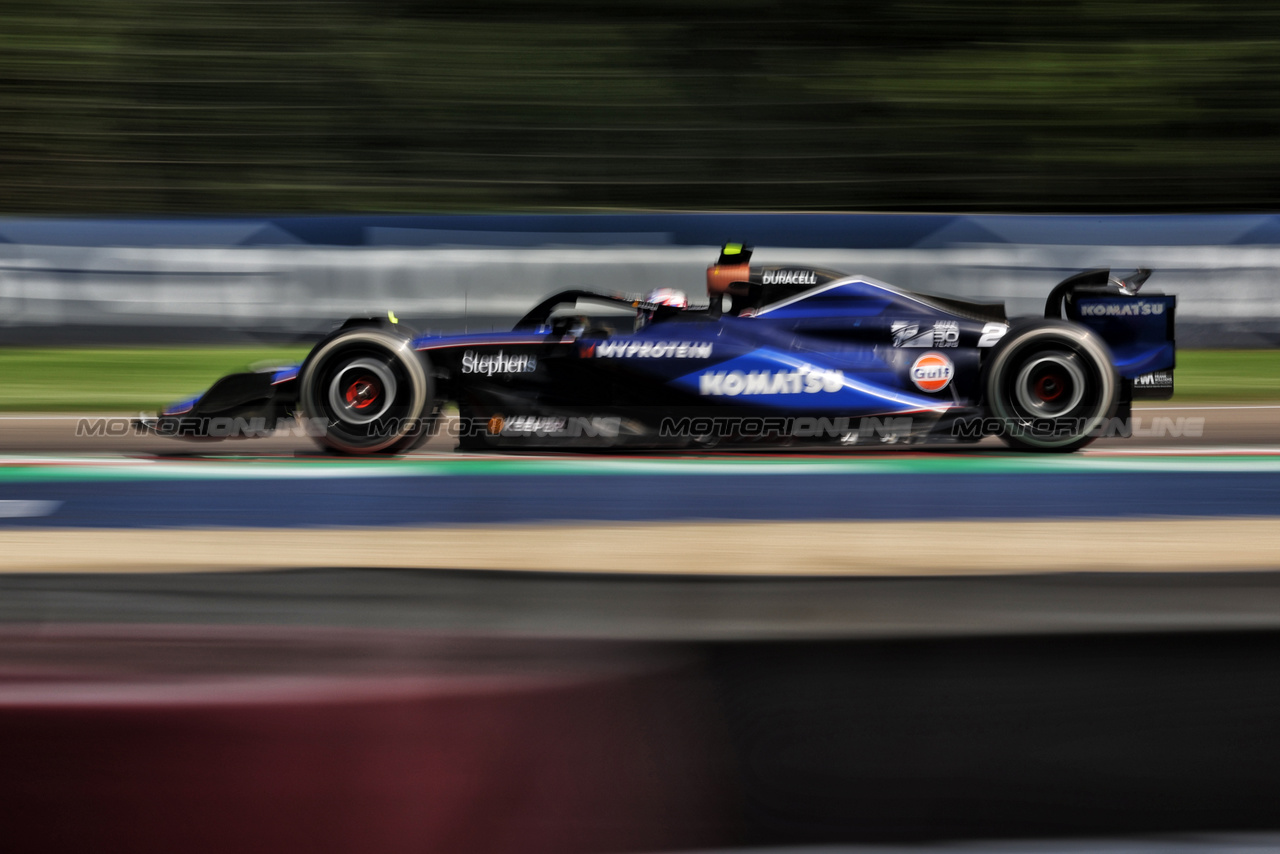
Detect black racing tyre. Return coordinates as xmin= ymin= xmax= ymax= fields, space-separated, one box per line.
xmin=984 ymin=320 xmax=1118 ymax=452
xmin=388 ymin=405 xmax=439 ymax=454
xmin=454 ymin=403 xmax=492 ymax=452
xmin=298 ymin=327 xmax=432 ymax=455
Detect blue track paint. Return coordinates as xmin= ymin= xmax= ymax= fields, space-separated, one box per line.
xmin=5 ymin=213 xmax=1280 ymax=249
xmin=1 ymin=469 xmax=1278 ymax=528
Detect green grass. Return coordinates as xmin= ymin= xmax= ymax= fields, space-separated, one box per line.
xmin=0 ymin=347 xmax=1274 ymax=411
xmin=0 ymin=348 xmax=309 ymax=411
xmin=1168 ymin=350 xmax=1280 ymax=402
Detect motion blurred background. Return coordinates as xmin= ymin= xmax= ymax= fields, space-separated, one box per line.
xmin=5 ymin=0 xmax=1280 ymax=215
xmin=7 ymin=4 xmax=1280 ymax=854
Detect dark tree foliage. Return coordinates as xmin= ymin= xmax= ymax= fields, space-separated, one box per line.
xmin=2 ymin=0 xmax=1279 ymax=214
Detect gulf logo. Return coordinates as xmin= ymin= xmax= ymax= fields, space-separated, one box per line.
xmin=910 ymin=352 xmax=954 ymax=393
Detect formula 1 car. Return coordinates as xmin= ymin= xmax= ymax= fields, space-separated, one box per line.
xmin=143 ymin=244 xmax=1176 ymax=453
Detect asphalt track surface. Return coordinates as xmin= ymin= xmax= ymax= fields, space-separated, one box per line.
xmin=6 ymin=566 xmax=1280 ymax=640
xmin=0 ymin=404 xmax=1277 ymax=574
xmin=0 ymin=403 xmax=1275 ymax=631
xmin=670 ymin=841 xmax=1280 ymax=853
xmin=5 ymin=405 xmax=1280 ymax=850
xmin=0 ymin=403 xmax=1273 ymax=619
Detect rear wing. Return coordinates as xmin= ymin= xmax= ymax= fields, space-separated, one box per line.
xmin=1045 ymin=268 xmax=1176 ymax=400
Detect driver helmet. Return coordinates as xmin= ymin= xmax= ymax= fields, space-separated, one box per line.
xmin=644 ymin=288 xmax=689 ymax=309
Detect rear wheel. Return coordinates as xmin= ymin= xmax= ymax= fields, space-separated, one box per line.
xmin=299 ymin=327 xmax=432 ymax=455
xmin=985 ymin=321 xmax=1117 ymax=452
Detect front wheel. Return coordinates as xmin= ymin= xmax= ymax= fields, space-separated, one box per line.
xmin=985 ymin=321 xmax=1118 ymax=452
xmin=298 ymin=327 xmax=432 ymax=455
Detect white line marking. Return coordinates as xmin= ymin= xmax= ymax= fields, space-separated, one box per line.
xmin=1085 ymin=447 xmax=1280 ymax=456
xmin=1136 ymin=405 xmax=1280 ymax=411
xmin=0 ymin=457 xmax=155 ymax=465
xmin=0 ymin=500 xmax=61 ymax=518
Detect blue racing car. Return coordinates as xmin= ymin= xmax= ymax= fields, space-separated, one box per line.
xmin=144 ymin=244 xmax=1176 ymax=454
